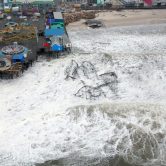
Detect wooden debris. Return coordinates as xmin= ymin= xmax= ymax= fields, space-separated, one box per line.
xmin=63 ymin=11 xmax=96 ymax=25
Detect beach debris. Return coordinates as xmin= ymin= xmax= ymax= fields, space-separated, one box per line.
xmin=65 ymin=60 xmax=79 ymax=80
xmin=65 ymin=60 xmax=118 ymax=100
xmin=80 ymin=61 xmax=97 ymax=79
xmin=75 ymin=85 xmax=105 ymax=99
xmin=99 ymin=72 xmax=118 ymax=83
xmin=85 ymin=19 xmax=103 ymax=28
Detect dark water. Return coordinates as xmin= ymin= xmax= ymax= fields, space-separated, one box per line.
xmin=36 ymin=156 xmax=138 ymax=166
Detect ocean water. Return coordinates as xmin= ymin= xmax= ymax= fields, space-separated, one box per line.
xmin=0 ymin=24 xmax=166 ymax=166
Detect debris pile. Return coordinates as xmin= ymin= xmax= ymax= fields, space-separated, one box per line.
xmin=65 ymin=60 xmax=118 ymax=100
xmin=0 ymin=24 xmax=37 ymax=44
xmin=63 ymin=11 xmax=96 ymax=25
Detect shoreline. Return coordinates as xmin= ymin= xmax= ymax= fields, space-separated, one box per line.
xmin=67 ymin=9 xmax=166 ymax=30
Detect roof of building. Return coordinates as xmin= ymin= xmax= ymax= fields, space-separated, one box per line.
xmin=53 ymin=12 xmax=63 ymax=20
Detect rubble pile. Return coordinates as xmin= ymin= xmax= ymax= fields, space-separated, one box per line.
xmin=63 ymin=11 xmax=96 ymax=25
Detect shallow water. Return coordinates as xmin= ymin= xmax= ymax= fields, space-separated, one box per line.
xmin=0 ymin=24 xmax=166 ymax=166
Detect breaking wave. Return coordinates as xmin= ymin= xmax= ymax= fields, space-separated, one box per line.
xmin=0 ymin=103 xmax=166 ymax=166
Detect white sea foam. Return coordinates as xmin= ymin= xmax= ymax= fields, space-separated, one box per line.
xmin=0 ymin=24 xmax=166 ymax=166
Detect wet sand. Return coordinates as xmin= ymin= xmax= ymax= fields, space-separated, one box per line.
xmin=67 ymin=9 xmax=166 ymax=30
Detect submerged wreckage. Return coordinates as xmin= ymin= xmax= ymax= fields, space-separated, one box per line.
xmin=0 ymin=12 xmax=72 ymax=79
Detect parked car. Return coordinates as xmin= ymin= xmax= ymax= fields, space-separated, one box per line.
xmin=4 ymin=22 xmax=18 ymax=27
xmin=20 ymin=22 xmax=31 ymax=26
xmin=12 ymin=4 xmax=20 ymax=12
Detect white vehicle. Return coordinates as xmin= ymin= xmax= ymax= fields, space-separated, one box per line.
xmin=33 ymin=12 xmax=41 ymax=17
xmin=19 ymin=15 xmax=27 ymax=19
xmin=7 ymin=15 xmax=11 ymax=20
xmin=4 ymin=21 xmax=18 ymax=27
xmin=4 ymin=3 xmax=11 ymax=12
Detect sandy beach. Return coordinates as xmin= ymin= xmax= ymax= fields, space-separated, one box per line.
xmin=67 ymin=9 xmax=166 ymax=29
